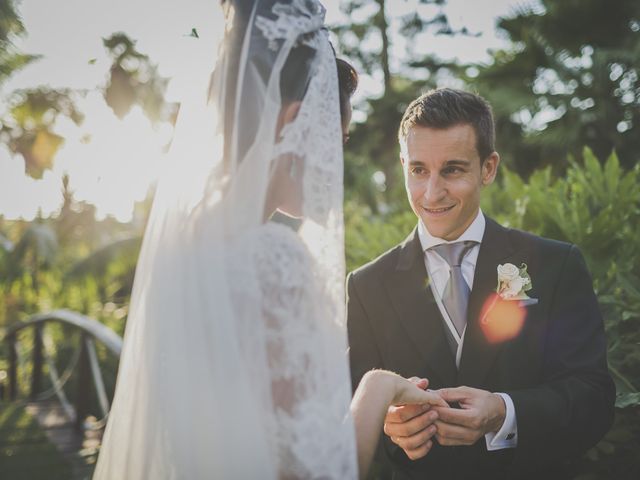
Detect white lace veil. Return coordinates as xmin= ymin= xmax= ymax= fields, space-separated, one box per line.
xmin=93 ymin=1 xmax=355 ymax=478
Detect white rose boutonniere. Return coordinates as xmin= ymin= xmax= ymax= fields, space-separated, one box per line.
xmin=481 ymin=263 xmax=537 ymax=342
xmin=496 ymin=263 xmax=533 ymax=300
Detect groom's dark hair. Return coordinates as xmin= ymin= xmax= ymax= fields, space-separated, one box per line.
xmin=398 ymin=88 xmax=495 ymax=162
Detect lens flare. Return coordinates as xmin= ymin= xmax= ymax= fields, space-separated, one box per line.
xmin=479 ymin=292 xmax=526 ymax=344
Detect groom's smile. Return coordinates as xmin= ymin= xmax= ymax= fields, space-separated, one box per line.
xmin=422 ymin=204 xmax=456 ymax=216
xmin=401 ymin=124 xmax=499 ymax=241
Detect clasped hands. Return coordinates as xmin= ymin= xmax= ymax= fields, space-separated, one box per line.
xmin=384 ymin=378 xmax=506 ymax=460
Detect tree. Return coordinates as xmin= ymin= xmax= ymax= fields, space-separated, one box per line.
xmin=0 ymin=0 xmax=40 ymax=87
xmin=3 ymin=217 xmax=58 ymax=322
xmin=103 ymin=33 xmax=173 ymax=124
xmin=0 ymin=88 xmax=83 ymax=178
xmin=0 ymin=0 xmax=84 ymax=179
xmin=0 ymin=3 xmax=173 ymax=178
xmin=333 ymin=0 xmax=473 ymax=93
xmin=469 ymin=0 xmax=640 ymax=175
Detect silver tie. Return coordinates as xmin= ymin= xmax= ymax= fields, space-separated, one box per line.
xmin=430 ymin=241 xmax=476 ymax=337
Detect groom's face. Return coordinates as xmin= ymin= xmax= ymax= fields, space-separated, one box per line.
xmin=401 ymin=124 xmax=499 ymax=241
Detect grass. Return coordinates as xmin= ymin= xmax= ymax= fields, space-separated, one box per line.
xmin=0 ymin=401 xmax=73 ymax=480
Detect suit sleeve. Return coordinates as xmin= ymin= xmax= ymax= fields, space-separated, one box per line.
xmin=346 ymin=272 xmax=384 ymax=393
xmin=507 ymin=245 xmax=615 ymax=470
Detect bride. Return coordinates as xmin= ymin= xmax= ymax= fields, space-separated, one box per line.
xmin=93 ymin=1 xmax=445 ymax=478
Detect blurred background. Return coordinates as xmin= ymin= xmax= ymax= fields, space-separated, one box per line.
xmin=0 ymin=0 xmax=638 ymax=478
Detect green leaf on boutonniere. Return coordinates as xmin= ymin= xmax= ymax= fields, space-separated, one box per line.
xmin=518 ymin=263 xmax=533 ymax=292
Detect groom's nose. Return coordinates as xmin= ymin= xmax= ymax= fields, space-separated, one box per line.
xmin=422 ymin=175 xmax=446 ymax=203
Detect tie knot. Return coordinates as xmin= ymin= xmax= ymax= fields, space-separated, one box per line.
xmin=430 ymin=241 xmax=476 ymax=267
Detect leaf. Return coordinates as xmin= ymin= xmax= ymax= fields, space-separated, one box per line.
xmin=615 ymin=392 xmax=640 ymax=409
xmin=585 ymin=447 xmax=599 ymax=462
xmin=102 ymin=33 xmax=168 ymax=123
xmin=8 ymin=128 xmax=63 ymax=179
xmin=618 ymin=274 xmax=640 ymax=299
xmin=64 ymin=236 xmax=142 ymax=281
xmin=596 ymin=440 xmax=615 ymax=455
xmin=605 ymin=426 xmax=635 ymax=443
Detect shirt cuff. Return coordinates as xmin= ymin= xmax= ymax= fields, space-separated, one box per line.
xmin=484 ymin=392 xmax=517 ymax=451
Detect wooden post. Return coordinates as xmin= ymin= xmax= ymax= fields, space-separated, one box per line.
xmin=8 ymin=333 xmax=17 ymax=400
xmin=30 ymin=325 xmax=43 ymax=400
xmin=75 ymin=334 xmax=91 ymax=431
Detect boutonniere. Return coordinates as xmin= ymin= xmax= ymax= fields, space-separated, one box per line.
xmin=479 ymin=263 xmax=538 ymax=344
xmin=496 ymin=263 xmax=533 ymax=301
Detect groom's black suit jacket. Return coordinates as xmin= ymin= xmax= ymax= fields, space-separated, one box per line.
xmin=347 ymin=217 xmax=615 ymax=480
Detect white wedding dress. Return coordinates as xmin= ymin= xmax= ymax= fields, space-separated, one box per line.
xmin=93 ymin=1 xmax=359 ymax=478
xmin=229 ymin=222 xmax=357 ymax=479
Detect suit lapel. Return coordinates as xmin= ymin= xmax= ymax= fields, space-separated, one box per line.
xmin=384 ymin=229 xmax=457 ymax=386
xmin=458 ymin=217 xmax=517 ymax=386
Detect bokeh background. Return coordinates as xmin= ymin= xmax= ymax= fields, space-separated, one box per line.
xmin=1 ymin=0 xmax=639 ymax=478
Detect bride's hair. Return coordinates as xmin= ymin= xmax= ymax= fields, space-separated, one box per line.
xmin=280 ymin=40 xmax=316 ymax=103
xmin=337 ymin=58 xmax=358 ymax=123
xmin=281 ymin=48 xmax=359 ymax=123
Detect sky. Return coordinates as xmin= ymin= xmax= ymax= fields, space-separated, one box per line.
xmin=1 ymin=0 xmax=529 ymax=222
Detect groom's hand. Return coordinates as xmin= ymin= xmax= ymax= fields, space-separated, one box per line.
xmin=432 ymin=386 xmax=506 ymax=446
xmin=383 ymin=377 xmax=440 ymax=460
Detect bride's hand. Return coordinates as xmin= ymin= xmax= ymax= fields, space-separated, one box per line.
xmin=352 ymin=370 xmax=447 ymax=478
xmin=390 ymin=374 xmax=448 ymax=408
xmin=360 ymin=370 xmax=448 ymax=408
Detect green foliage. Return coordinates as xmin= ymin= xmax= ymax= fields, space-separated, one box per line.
xmin=0 ymin=1 xmax=82 ymax=179
xmin=469 ymin=0 xmax=640 ymax=174
xmin=8 ymin=223 xmax=58 ymax=273
xmin=0 ymin=180 xmax=146 ymax=329
xmin=0 ymin=402 xmax=72 ymax=479
xmin=103 ymin=33 xmax=171 ymax=123
xmin=567 ymin=408 xmax=640 ymax=479
xmin=337 ymin=0 xmax=640 ymax=192
xmin=345 ymin=200 xmax=416 ymax=272
xmin=0 ymin=88 xmax=83 ymax=178
xmin=0 ymin=3 xmax=173 ymax=178
xmin=0 ymin=186 xmax=145 ymax=445
xmin=333 ymin=0 xmax=475 ymax=90
xmin=0 ymin=0 xmax=40 ymax=87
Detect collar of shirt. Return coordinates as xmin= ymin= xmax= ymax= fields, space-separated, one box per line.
xmin=417 ymin=210 xmax=486 ymax=295
xmin=417 ymin=209 xmax=486 ymax=250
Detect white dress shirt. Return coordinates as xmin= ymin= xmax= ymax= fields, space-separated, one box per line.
xmin=417 ymin=209 xmax=518 ymax=451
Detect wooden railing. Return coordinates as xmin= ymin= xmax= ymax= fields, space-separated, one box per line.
xmin=2 ymin=309 xmax=123 ymax=431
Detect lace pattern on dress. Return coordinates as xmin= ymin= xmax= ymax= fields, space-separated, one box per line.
xmin=230 ymin=223 xmax=357 ymax=479
xmin=255 ymin=0 xmax=326 ymax=51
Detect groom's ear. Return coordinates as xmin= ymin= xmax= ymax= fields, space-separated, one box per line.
xmin=481 ymin=152 xmax=500 ymax=186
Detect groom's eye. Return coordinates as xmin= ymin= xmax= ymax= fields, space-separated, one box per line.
xmin=442 ymin=166 xmax=464 ymax=176
xmin=410 ymin=166 xmax=427 ymax=176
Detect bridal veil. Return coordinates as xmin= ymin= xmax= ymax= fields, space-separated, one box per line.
xmin=93 ymin=0 xmax=356 ymax=478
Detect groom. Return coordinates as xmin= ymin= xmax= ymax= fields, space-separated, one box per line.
xmin=347 ymin=88 xmax=615 ymax=479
